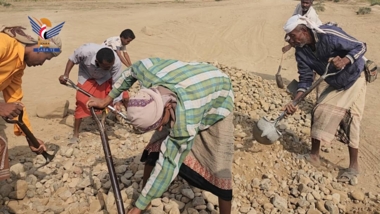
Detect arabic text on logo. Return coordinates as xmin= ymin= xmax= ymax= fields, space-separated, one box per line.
xmin=28 ymin=17 xmax=65 ymax=53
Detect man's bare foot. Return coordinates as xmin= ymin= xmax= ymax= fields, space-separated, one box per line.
xmin=299 ymin=154 xmax=321 ymax=167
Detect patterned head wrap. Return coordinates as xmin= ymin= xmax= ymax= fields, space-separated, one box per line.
xmin=126 ymin=87 xmax=164 ymax=133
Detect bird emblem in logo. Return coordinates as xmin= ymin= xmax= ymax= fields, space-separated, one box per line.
xmin=28 ymin=16 xmax=65 ymax=39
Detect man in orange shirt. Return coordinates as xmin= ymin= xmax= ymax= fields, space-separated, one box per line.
xmin=0 ymin=26 xmax=62 ymax=180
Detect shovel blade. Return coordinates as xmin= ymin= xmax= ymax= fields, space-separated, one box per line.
xmin=286 ymin=79 xmax=299 ymax=97
xmin=254 ymin=117 xmax=282 ymax=144
xmin=276 ymin=73 xmax=285 ymax=89
xmin=252 ymin=122 xmax=273 ymax=145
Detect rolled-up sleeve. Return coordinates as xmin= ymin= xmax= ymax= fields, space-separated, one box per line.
xmin=108 ymin=68 xmax=137 ymax=99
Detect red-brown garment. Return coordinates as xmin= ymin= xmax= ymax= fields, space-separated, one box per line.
xmin=74 ymin=79 xmax=112 ymax=119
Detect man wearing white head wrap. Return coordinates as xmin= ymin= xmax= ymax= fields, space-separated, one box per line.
xmin=282 ymin=0 xmax=323 ymax=53
xmin=283 ymin=14 xmax=325 ymax=35
xmin=0 ymin=26 xmax=63 ymax=180
xmin=282 ymin=14 xmax=370 ymax=184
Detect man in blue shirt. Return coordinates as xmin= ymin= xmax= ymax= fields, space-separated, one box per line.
xmin=283 ymin=15 xmax=367 ymax=184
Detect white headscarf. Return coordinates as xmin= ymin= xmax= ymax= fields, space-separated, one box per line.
xmin=283 ymin=14 xmax=325 ymax=34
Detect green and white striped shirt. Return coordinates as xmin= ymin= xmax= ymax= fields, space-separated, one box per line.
xmin=109 ymin=58 xmax=234 ymax=209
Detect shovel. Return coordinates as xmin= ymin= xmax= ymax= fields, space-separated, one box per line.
xmin=90 ymin=107 xmax=125 ymax=214
xmin=5 ymin=110 xmax=56 ymax=164
xmin=253 ymin=62 xmax=342 ymax=144
xmin=61 ymin=78 xmax=126 ymax=214
xmin=276 ymin=51 xmax=285 ymax=89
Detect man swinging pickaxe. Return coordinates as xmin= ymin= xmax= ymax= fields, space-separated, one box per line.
xmin=5 ymin=109 xmax=57 ymax=165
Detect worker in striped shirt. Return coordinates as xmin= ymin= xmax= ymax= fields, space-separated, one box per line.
xmin=87 ymin=58 xmax=235 ymax=214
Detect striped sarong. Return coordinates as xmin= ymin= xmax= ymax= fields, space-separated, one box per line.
xmin=141 ymin=113 xmax=234 ymax=201
xmin=311 ymin=74 xmax=366 ymax=148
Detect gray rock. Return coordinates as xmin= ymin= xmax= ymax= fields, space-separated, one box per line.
xmin=164 ymin=200 xmax=179 ymax=213
xmin=134 ymin=170 xmax=144 ymax=178
xmin=251 ymin=178 xmax=260 ymax=188
xmin=36 ymin=100 xmax=69 ymax=118
xmin=8 ymin=180 xmax=28 ymax=200
xmin=46 ymin=201 xmax=65 ymax=214
xmin=0 ymin=184 xmax=13 ymax=197
xmin=306 ymin=209 xmax=322 ymax=214
xmin=150 ymin=207 xmax=166 ymax=214
xmin=194 ymin=205 xmax=207 ymax=210
xmin=64 ymin=148 xmax=74 ymax=158
xmin=201 ymin=191 xmax=218 ymax=205
xmin=324 ymin=200 xmax=339 ymax=214
xmin=106 ymin=191 xmax=116 ymax=209
xmin=181 ymin=188 xmax=195 ymax=199
xmin=69 ymin=177 xmax=80 ymax=188
xmin=239 ymin=205 xmax=251 ymax=213
xmin=350 ymin=176 xmax=358 ymax=186
xmin=297 ymin=199 xmax=310 ymax=208
xmin=172 ymin=199 xmax=185 ymax=210
xmin=206 ymin=202 xmax=215 ymax=211
xmin=63 ymin=161 xmax=73 ymax=170
xmin=9 ymin=163 xmax=25 ymax=176
xmin=332 ymin=193 xmax=340 ymax=204
xmin=56 ymin=187 xmax=72 ymax=201
xmin=26 ymin=189 xmax=35 ymax=198
xmin=7 ymin=200 xmax=21 ymax=213
xmin=260 ymin=179 xmax=271 ymax=191
xmin=115 ymin=165 xmax=128 ymax=174
xmin=311 ymin=191 xmax=321 ymax=200
xmin=351 ymin=190 xmax=365 ymax=201
xmin=76 ymin=177 xmax=91 ymax=189
xmin=271 ymin=194 xmax=287 ymax=210
xmin=192 ymin=196 xmax=206 ymax=207
xmin=290 ymin=187 xmax=299 ymax=197
xmin=151 ymin=198 xmax=162 ymax=207
xmin=298 ymin=184 xmax=310 ymax=193
xmin=306 ymin=193 xmax=314 ymax=202
xmin=124 ymin=171 xmax=134 ymax=179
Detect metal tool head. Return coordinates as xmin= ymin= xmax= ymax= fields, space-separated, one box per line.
xmin=5 ymin=111 xmax=57 ymax=164
xmin=252 ymin=117 xmax=282 ymax=144
xmin=275 ymin=51 xmax=285 ymax=89
xmin=276 ymin=73 xmax=285 ymax=89
xmin=286 ymin=79 xmax=299 ymax=97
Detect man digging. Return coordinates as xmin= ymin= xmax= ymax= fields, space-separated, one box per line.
xmin=282 ymin=15 xmax=368 ymax=185
xmin=0 ymin=26 xmax=62 ymax=180
xmin=87 ymin=58 xmax=235 ymax=214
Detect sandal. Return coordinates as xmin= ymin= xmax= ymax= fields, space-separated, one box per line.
xmin=68 ymin=137 xmax=79 ymax=145
xmin=337 ymin=168 xmax=359 ymax=184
